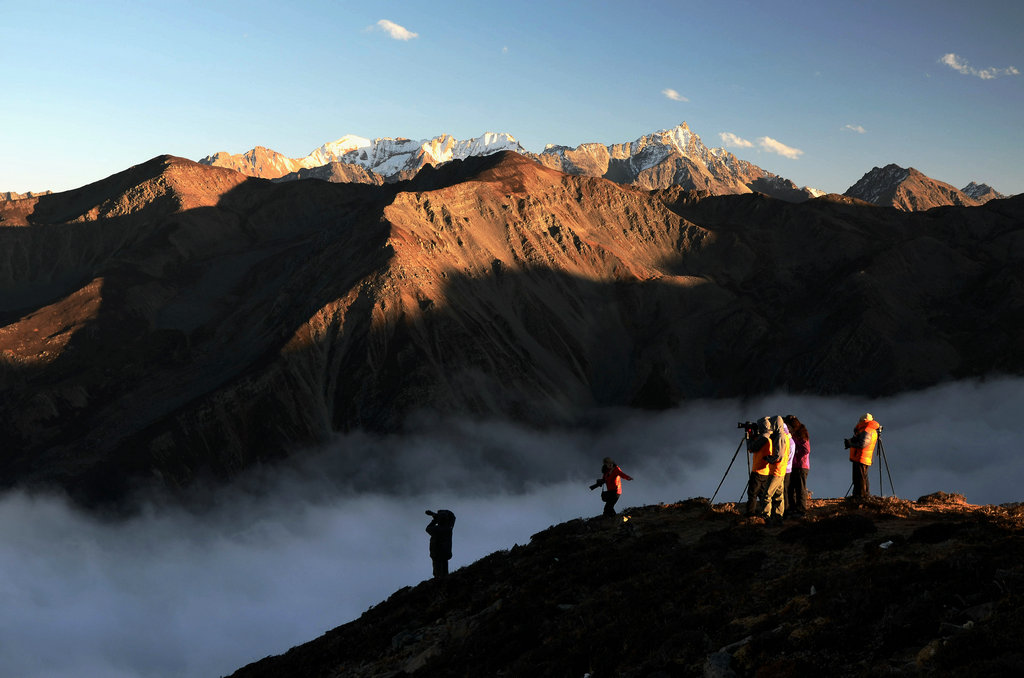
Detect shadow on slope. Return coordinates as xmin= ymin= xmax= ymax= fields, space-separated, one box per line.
xmin=229 ymin=495 xmax=1024 ymax=678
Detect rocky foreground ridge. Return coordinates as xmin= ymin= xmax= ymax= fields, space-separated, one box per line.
xmin=230 ymin=493 xmax=1024 ymax=677
xmin=1 ymin=152 xmax=1023 ymax=505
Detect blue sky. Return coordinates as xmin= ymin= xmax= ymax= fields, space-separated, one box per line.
xmin=2 ymin=0 xmax=1021 ymax=195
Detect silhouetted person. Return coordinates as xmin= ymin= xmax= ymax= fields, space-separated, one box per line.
xmin=847 ymin=413 xmax=881 ymax=499
xmin=589 ymin=457 xmax=632 ymax=517
xmin=784 ymin=414 xmax=811 ymax=516
xmin=425 ymin=509 xmax=456 ymax=578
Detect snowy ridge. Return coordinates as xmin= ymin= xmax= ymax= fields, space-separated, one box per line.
xmin=303 ymin=135 xmax=373 ymax=168
xmin=340 ymin=132 xmax=525 ymax=176
xmin=200 ymin=123 xmax=824 ymax=199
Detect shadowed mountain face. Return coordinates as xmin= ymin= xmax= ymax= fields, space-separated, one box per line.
xmin=1 ymin=152 xmax=1023 ymax=504
xmin=229 ymin=496 xmax=1024 ymax=678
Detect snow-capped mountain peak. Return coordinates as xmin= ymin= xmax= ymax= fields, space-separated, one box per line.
xmin=304 ymin=135 xmax=372 ymax=168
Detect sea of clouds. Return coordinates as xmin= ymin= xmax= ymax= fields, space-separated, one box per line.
xmin=0 ymin=377 xmax=1021 ymax=677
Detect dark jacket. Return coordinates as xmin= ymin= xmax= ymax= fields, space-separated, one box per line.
xmin=426 ymin=510 xmax=456 ymax=560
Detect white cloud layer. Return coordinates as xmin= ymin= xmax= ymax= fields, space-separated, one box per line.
xmin=843 ymin=124 xmax=866 ymax=134
xmin=1 ymin=378 xmax=1022 ymax=677
xmin=940 ymin=53 xmax=1019 ymax=79
xmin=376 ymin=19 xmax=418 ymax=41
xmin=719 ymin=132 xmax=753 ymax=148
xmin=662 ymin=88 xmax=689 ymax=102
xmin=758 ymin=136 xmax=803 ymax=159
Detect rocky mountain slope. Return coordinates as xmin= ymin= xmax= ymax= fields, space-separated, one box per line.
xmin=273 ymin=161 xmax=386 ymax=186
xmin=1 ymin=152 xmax=1023 ymax=505
xmin=530 ymin=123 xmax=824 ymax=201
xmin=843 ymin=164 xmax=983 ymax=211
xmin=229 ymin=493 xmax=1024 ymax=677
xmin=962 ymin=181 xmax=1006 ymax=204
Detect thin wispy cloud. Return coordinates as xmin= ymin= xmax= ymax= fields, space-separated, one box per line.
xmin=758 ymin=136 xmax=803 ymax=159
xmin=843 ymin=124 xmax=866 ymax=134
xmin=719 ymin=132 xmax=753 ymax=148
xmin=662 ymin=88 xmax=689 ymax=102
xmin=939 ymin=53 xmax=1019 ymax=80
xmin=375 ymin=19 xmax=418 ymax=41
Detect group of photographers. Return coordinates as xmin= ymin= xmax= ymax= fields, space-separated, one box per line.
xmin=743 ymin=411 xmax=881 ymax=522
xmin=430 ymin=412 xmax=882 ymax=577
xmin=744 ymin=415 xmax=804 ymax=523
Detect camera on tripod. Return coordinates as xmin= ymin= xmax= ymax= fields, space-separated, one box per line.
xmin=737 ymin=421 xmax=759 ymax=439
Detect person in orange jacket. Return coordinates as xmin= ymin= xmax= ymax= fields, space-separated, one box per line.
xmin=589 ymin=457 xmax=632 ymax=517
xmin=744 ymin=417 xmax=773 ymax=517
xmin=847 ymin=413 xmax=881 ymax=499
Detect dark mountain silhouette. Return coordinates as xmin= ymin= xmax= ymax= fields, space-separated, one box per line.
xmin=1 ymin=152 xmax=1023 ymax=506
xmin=229 ymin=494 xmax=1024 ymax=678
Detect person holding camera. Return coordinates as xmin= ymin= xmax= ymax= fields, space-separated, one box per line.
xmin=589 ymin=457 xmax=632 ymax=517
xmin=784 ymin=415 xmax=810 ymax=516
xmin=744 ymin=417 xmax=773 ymax=517
xmin=763 ymin=415 xmax=791 ymax=524
xmin=425 ymin=509 xmax=456 ymax=578
xmin=846 ymin=413 xmax=881 ymax=499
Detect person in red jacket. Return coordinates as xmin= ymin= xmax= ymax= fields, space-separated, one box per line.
xmin=847 ymin=413 xmax=881 ymax=499
xmin=589 ymin=457 xmax=632 ymax=517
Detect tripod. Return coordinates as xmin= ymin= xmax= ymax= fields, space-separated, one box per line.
xmin=845 ymin=431 xmax=896 ymax=498
xmin=708 ymin=435 xmax=751 ymax=508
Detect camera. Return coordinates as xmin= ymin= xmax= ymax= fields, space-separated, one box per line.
xmin=843 ymin=439 xmax=851 ymax=449
xmin=765 ymin=454 xmax=781 ymax=464
xmin=738 ymin=421 xmax=759 ymax=439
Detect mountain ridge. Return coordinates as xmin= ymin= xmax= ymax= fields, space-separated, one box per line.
xmin=201 ymin=123 xmax=825 ymax=202
xmin=228 ymin=494 xmax=1024 ymax=677
xmin=843 ymin=163 xmax=983 ymax=211
xmin=2 ymin=153 xmax=1024 ymax=506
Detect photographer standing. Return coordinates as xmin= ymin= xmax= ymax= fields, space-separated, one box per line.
xmin=590 ymin=457 xmax=632 ymax=517
xmin=763 ymin=415 xmax=791 ymax=524
xmin=847 ymin=413 xmax=881 ymax=499
xmin=745 ymin=417 xmax=773 ymax=517
xmin=784 ymin=415 xmax=810 ymax=516
xmin=425 ymin=509 xmax=456 ymax=578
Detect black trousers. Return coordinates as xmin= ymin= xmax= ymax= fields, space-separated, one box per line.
xmin=432 ymin=558 xmax=449 ymax=578
xmin=788 ymin=468 xmax=808 ymax=513
xmin=602 ymin=490 xmax=620 ymax=517
xmin=852 ymin=462 xmax=870 ymax=498
xmin=745 ymin=473 xmax=769 ymax=516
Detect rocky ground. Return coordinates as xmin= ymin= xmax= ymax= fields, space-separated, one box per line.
xmin=229 ymin=492 xmax=1024 ymax=677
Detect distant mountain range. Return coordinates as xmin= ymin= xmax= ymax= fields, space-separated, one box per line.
xmin=1 ymin=189 xmax=51 ymax=201
xmin=2 ymin=151 xmax=1023 ymax=505
xmin=201 ymin=123 xmax=826 ymax=202
xmin=198 ymin=122 xmax=1011 ymax=210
